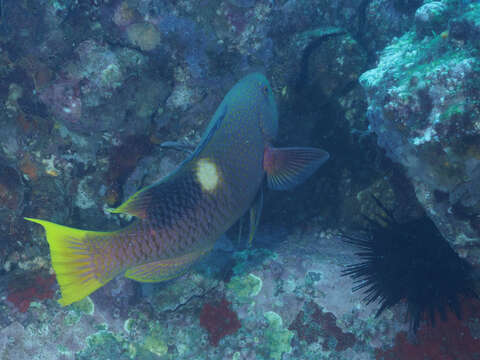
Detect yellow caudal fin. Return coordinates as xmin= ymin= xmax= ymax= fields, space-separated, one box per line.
xmin=24 ymin=218 xmax=112 ymax=306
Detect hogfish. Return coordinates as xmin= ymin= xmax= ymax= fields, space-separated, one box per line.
xmin=25 ymin=73 xmax=329 ymax=306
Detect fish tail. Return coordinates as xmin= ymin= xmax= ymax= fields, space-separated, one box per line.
xmin=24 ymin=217 xmax=115 ymax=306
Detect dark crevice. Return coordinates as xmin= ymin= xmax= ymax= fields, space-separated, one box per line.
xmin=295 ymin=29 xmax=347 ymax=93
xmin=354 ymin=0 xmax=377 ymax=65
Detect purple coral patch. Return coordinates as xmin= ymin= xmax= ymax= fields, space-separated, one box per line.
xmin=7 ymin=273 xmax=56 ymax=312
xmin=375 ymin=298 xmax=480 ymax=360
xmin=289 ymin=301 xmax=356 ymax=351
xmin=199 ymin=298 xmax=241 ymax=346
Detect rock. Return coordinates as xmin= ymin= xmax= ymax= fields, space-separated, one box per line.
xmin=359 ymin=6 xmax=480 ymax=262
xmin=228 ymin=0 xmax=257 ymax=8
xmin=415 ymin=1 xmax=448 ymax=36
xmin=126 ymin=22 xmax=162 ymax=52
xmin=449 ymin=2 xmax=480 ymax=47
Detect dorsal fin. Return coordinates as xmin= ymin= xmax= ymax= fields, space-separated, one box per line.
xmin=187 ymin=103 xmax=226 ymax=160
xmin=109 ymin=104 xmax=227 ymax=219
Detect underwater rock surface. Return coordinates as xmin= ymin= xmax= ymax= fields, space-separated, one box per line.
xmin=360 ymin=1 xmax=480 ymax=263
xmin=0 ymin=0 xmax=415 ymax=288
xmin=2 ymin=229 xmax=480 ymax=359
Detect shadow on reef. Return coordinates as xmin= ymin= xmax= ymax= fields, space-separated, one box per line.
xmin=260 ymin=28 xmax=415 ymax=233
xmin=262 ymin=84 xmax=394 ymax=231
xmin=134 ymin=223 xmax=291 ymax=308
xmin=392 ymin=0 xmax=424 ymax=13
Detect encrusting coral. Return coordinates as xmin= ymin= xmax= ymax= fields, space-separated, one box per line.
xmin=199 ymin=298 xmax=241 ymax=346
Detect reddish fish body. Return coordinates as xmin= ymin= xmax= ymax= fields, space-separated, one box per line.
xmin=26 ymin=73 xmax=329 ymax=306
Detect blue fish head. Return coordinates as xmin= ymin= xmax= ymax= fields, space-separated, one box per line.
xmin=238 ymin=73 xmax=279 ymax=142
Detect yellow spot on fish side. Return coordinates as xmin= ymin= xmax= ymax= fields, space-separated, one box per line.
xmin=196 ymin=158 xmax=220 ymax=192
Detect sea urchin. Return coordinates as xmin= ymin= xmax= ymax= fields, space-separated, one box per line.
xmin=342 ymin=198 xmax=478 ymax=332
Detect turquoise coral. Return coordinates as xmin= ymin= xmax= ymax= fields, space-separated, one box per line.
xmin=77 ymin=331 xmax=131 ymax=360
xmin=259 ymin=311 xmax=293 ymax=360
xmin=227 ymin=273 xmax=263 ymax=303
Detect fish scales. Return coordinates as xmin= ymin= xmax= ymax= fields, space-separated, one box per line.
xmin=146 ymin=221 xmax=159 ymax=252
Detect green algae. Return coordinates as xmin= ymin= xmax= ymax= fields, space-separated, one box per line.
xmin=227 ymin=273 xmax=263 ymax=302
xmin=57 ymin=344 xmax=72 ymax=357
xmin=440 ymin=103 xmax=466 ymax=121
xmin=141 ymin=321 xmax=168 ymax=357
xmin=463 ymin=3 xmax=480 ymax=25
xmin=64 ymin=311 xmax=81 ymax=326
xmin=77 ymin=330 xmax=132 ymax=360
xmin=360 ymin=31 xmax=472 ymax=90
xmin=120 ymin=316 xmax=169 ymax=357
xmin=142 ymin=334 xmax=168 ymax=357
xmin=259 ymin=312 xmax=294 ymax=360
xmin=95 ymin=323 xmax=109 ymax=331
xmin=72 ymin=296 xmax=95 ymax=315
xmin=124 ymin=318 xmax=135 ymax=334
xmin=100 ymin=63 xmax=122 ymax=89
xmin=64 ymin=296 xmax=95 ymax=326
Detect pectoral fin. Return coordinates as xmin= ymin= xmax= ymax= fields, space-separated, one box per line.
xmin=235 ymin=189 xmax=263 ymax=247
xmin=263 ymin=146 xmax=329 ymax=191
xmin=124 ymin=248 xmax=211 ymax=282
xmin=248 ymin=189 xmax=263 ymax=247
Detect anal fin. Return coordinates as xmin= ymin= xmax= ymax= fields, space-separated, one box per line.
xmin=124 ymin=248 xmax=211 ymax=283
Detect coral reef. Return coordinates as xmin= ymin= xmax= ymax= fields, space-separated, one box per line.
xmin=1 ymin=0 xmax=480 ymax=359
xmin=414 ymin=1 xmax=448 ymax=36
xmin=0 ymin=226 xmax=473 ymax=359
xmin=227 ymin=273 xmax=263 ymax=303
xmin=0 ymin=163 xmax=24 ymax=229
xmin=375 ymin=298 xmax=480 ymax=360
xmin=260 ymin=311 xmax=294 ymax=360
xmin=342 ymin=199 xmax=477 ymax=332
xmin=6 ymin=272 xmax=55 ymax=312
xmin=126 ymin=22 xmax=162 ymax=52
xmin=360 ymin=1 xmax=480 ymax=262
xmin=289 ymin=301 xmax=356 ymax=350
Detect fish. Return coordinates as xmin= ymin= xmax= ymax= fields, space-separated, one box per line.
xmin=25 ymin=73 xmax=329 ymax=306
